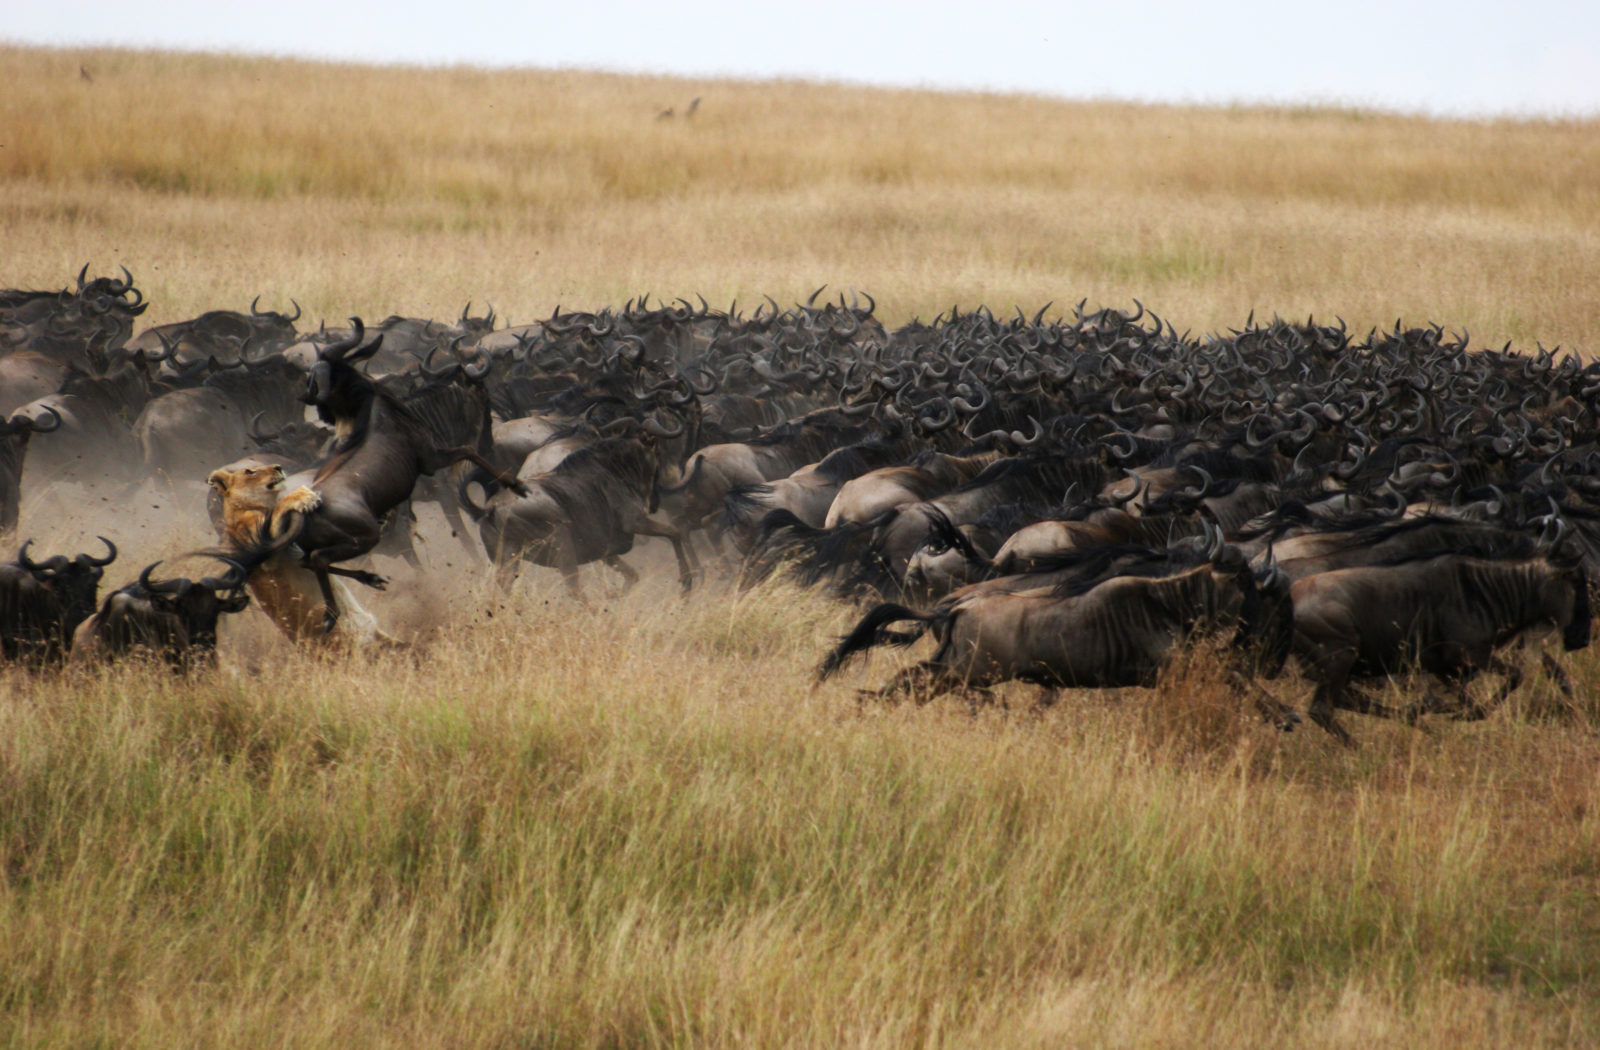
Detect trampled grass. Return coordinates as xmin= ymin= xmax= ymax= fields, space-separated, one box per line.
xmin=4 ymin=43 xmax=1600 ymax=1048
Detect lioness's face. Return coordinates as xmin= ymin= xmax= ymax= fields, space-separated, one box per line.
xmin=208 ymin=464 xmax=287 ymax=497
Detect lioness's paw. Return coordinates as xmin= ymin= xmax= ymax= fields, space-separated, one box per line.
xmin=278 ymin=486 xmax=323 ymax=514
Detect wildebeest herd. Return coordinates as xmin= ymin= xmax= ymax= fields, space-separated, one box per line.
xmin=2 ymin=270 xmax=1594 ymax=742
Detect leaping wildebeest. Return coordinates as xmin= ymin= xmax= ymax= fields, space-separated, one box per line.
xmin=274 ymin=319 xmax=528 ymax=632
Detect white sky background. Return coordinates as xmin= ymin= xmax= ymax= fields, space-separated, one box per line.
xmin=7 ymin=0 xmax=1600 ymax=119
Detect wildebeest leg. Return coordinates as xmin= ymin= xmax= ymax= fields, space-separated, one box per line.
xmin=1539 ymin=651 xmax=1576 ymax=698
xmin=491 ymin=553 xmax=521 ymax=594
xmin=559 ymin=562 xmax=584 ymax=600
xmin=1465 ymin=657 xmax=1523 ymax=719
xmin=867 ymin=662 xmax=961 ymax=706
xmin=602 ymin=555 xmax=639 ymax=596
xmin=386 ymin=502 xmax=424 ymax=570
xmin=313 ymin=568 xmax=342 ymax=635
xmin=1226 ymin=672 xmax=1301 ymax=732
xmin=436 ymin=468 xmax=483 ymax=558
xmin=327 ymin=565 xmax=388 ymax=590
xmin=304 ymin=533 xmax=380 ymax=634
xmin=634 ymin=516 xmax=700 ymax=593
xmin=1308 ymin=680 xmax=1356 ymax=747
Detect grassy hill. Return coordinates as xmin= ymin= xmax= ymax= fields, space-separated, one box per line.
xmin=4 ymin=45 xmax=1599 ymax=348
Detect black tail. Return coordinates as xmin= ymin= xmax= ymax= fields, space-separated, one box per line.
xmin=922 ymin=506 xmax=994 ymax=578
xmin=722 ymin=483 xmax=773 ymax=530
xmin=818 ymin=602 xmax=930 ymax=681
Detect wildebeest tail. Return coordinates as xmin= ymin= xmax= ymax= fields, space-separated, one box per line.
xmin=722 ymin=483 xmax=773 ymax=530
xmin=818 ymin=602 xmax=930 ymax=681
xmin=923 ymin=507 xmax=994 ymax=577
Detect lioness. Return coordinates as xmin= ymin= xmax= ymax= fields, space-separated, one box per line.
xmin=207 ymin=463 xmax=396 ymax=647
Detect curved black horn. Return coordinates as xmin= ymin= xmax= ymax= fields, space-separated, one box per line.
xmin=198 ymin=557 xmax=249 ymax=592
xmin=321 ymin=318 xmax=366 ymax=362
xmin=139 ymin=561 xmax=189 ymax=596
xmin=84 ymin=536 xmax=117 ymax=568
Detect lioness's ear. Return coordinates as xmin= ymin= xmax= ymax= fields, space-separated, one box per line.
xmin=207 ymin=470 xmax=229 ymax=493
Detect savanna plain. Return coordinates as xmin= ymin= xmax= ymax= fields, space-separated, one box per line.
xmin=4 ymin=44 xmax=1600 ymax=1049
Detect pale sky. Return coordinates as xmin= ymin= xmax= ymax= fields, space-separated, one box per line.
xmin=7 ymin=0 xmax=1600 ymax=119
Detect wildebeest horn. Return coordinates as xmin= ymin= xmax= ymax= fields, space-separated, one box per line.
xmin=1537 ymin=515 xmax=1567 ymax=553
xmin=421 ymin=344 xmax=461 ymax=380
xmin=83 ymin=536 xmax=117 ymax=568
xmin=75 ymin=264 xmax=89 ymax=293
xmin=642 ymin=414 xmax=685 ymax=439
xmin=248 ymin=410 xmax=276 ymax=443
xmin=17 ymin=540 xmax=68 ymax=575
xmin=1182 ymin=465 xmax=1214 ymax=500
xmin=950 ymin=383 xmax=990 ymax=414
xmin=462 ymin=348 xmax=492 ymax=381
xmin=321 ymin=318 xmax=366 ymax=361
xmin=139 ymin=561 xmax=190 ymax=596
xmin=198 ymin=558 xmax=248 ymax=593
xmin=917 ymin=398 xmax=957 ymax=433
xmin=1108 ymin=471 xmax=1145 ymax=508
xmin=1009 ymin=416 xmax=1045 ymax=447
xmin=23 ymin=405 xmax=62 ymax=434
xmin=1103 ymin=432 xmax=1140 ymax=461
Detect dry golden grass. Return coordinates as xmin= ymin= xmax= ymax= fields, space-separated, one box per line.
xmin=3 ymin=45 xmax=1600 ymax=348
xmin=5 ymin=43 xmax=1600 ymax=1049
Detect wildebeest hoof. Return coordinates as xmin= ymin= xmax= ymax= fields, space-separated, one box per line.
xmin=349 ymin=570 xmax=388 ymax=590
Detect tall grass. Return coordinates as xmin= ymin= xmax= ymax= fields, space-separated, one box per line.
xmin=2 ymin=576 xmax=1600 ymax=1048
xmin=4 ymin=43 xmax=1600 ymax=1047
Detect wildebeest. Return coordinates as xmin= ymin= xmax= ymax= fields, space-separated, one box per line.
xmin=125 ymin=298 xmax=302 ymax=369
xmin=820 ymin=528 xmax=1293 ymax=710
xmin=467 ymin=423 xmax=699 ymax=596
xmin=72 ymin=558 xmax=251 ymax=670
xmin=1290 ymin=544 xmax=1590 ymax=743
xmin=0 ymin=266 xmax=147 ymax=370
xmin=0 ymin=350 xmax=69 ymax=416
xmin=0 ymin=536 xmax=117 ymax=665
xmin=207 ymin=463 xmax=397 ymax=648
xmin=280 ymin=319 xmax=528 ymax=632
xmin=2 ymin=406 xmax=61 ymax=536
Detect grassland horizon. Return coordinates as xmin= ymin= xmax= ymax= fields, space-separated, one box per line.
xmin=3 ymin=44 xmax=1600 ymax=1049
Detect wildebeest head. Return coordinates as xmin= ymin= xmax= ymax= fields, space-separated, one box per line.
xmin=300 ymin=318 xmax=384 ymax=424
xmin=14 ymin=535 xmax=118 ymax=627
xmin=1174 ymin=523 xmax=1293 ymax=675
xmin=96 ymin=558 xmax=251 ymax=667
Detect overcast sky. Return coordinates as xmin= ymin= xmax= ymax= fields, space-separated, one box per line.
xmin=8 ymin=0 xmax=1600 ymax=119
